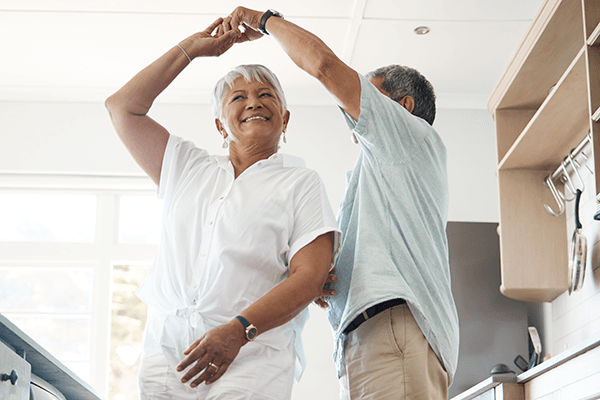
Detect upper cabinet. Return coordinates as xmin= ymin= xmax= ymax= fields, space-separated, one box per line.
xmin=487 ymin=0 xmax=600 ymax=302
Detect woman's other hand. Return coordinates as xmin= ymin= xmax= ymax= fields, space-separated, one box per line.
xmin=219 ymin=12 xmax=263 ymax=44
xmin=176 ymin=320 xmax=246 ymax=387
xmin=181 ymin=17 xmax=240 ymax=60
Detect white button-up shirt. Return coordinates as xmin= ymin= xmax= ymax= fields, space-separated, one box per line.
xmin=137 ymin=135 xmax=340 ymax=381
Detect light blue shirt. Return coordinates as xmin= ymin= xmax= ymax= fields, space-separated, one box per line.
xmin=327 ymin=74 xmax=459 ymax=383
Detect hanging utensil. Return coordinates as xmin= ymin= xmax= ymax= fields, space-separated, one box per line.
xmin=559 ymin=163 xmax=577 ymax=202
xmin=569 ymin=189 xmax=587 ymax=294
xmin=543 ymin=175 xmax=565 ymax=216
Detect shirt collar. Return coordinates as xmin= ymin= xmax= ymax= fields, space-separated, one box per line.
xmin=279 ymin=153 xmax=306 ymax=168
xmin=215 ymin=153 xmax=306 ymax=172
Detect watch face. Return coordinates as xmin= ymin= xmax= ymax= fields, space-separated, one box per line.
xmin=247 ymin=326 xmax=257 ymax=341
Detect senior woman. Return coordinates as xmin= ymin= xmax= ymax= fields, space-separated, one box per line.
xmin=105 ymin=18 xmax=340 ymax=400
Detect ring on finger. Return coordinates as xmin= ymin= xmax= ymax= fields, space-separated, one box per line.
xmin=207 ymin=362 xmax=219 ymax=374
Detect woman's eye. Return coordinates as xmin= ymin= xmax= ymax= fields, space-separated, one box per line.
xmin=260 ymin=93 xmax=272 ymax=97
xmin=232 ymin=95 xmax=244 ymax=102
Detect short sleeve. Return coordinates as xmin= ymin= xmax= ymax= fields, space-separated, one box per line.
xmin=340 ymin=74 xmax=431 ymax=163
xmin=157 ymin=134 xmax=211 ymax=200
xmin=288 ymin=171 xmax=341 ymax=269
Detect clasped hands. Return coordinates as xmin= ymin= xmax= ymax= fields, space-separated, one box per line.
xmin=183 ymin=7 xmax=267 ymax=59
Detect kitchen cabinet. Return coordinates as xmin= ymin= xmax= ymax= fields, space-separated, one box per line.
xmin=0 ymin=340 xmax=31 ymax=400
xmin=487 ymin=0 xmax=600 ymax=302
xmin=0 ymin=314 xmax=104 ymax=400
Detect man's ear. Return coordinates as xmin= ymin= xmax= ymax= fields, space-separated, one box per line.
xmin=398 ymin=95 xmax=415 ymax=114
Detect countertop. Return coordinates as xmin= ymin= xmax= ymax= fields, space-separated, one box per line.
xmin=450 ymin=331 xmax=600 ymax=400
xmin=0 ymin=314 xmax=104 ymax=400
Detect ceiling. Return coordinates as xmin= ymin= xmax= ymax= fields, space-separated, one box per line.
xmin=0 ymin=0 xmax=545 ymax=109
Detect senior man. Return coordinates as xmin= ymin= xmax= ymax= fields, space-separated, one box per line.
xmin=225 ymin=7 xmax=459 ymax=400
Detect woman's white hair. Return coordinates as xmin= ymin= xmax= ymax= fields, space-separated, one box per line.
xmin=211 ymin=64 xmax=287 ymax=120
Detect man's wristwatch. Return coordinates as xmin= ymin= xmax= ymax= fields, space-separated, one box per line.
xmin=258 ymin=9 xmax=284 ymax=35
xmin=234 ymin=315 xmax=258 ymax=341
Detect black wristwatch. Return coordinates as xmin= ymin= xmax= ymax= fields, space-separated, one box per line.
xmin=234 ymin=315 xmax=258 ymax=341
xmin=258 ymin=9 xmax=284 ymax=35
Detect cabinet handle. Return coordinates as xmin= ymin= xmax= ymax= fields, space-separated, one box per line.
xmin=1 ymin=370 xmax=18 ymax=385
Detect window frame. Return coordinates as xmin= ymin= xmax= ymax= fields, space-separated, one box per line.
xmin=0 ymin=173 xmax=158 ymax=397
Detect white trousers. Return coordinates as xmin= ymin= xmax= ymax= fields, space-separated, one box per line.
xmin=138 ymin=307 xmax=295 ymax=400
xmin=340 ymin=303 xmax=449 ymax=400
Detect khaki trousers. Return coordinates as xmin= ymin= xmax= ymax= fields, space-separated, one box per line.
xmin=340 ymin=303 xmax=448 ymax=400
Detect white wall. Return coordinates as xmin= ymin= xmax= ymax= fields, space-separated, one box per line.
xmin=436 ymin=108 xmax=499 ymax=223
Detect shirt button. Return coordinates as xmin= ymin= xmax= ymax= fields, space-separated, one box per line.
xmin=208 ymin=221 xmax=213 ymax=225
xmin=219 ymin=196 xmax=224 ymax=200
xmin=334 ymin=324 xmax=339 ymax=330
xmin=202 ymin=252 xmax=206 ymax=257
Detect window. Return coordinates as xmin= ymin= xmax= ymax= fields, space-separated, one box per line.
xmin=118 ymin=195 xmax=163 ymax=245
xmin=109 ymin=264 xmax=148 ymax=400
xmin=0 ymin=263 xmax=94 ymax=380
xmin=0 ymin=175 xmax=159 ymax=399
xmin=0 ymin=193 xmax=96 ymax=242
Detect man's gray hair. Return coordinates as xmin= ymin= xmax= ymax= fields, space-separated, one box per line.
xmin=366 ymin=65 xmax=436 ymax=125
xmin=211 ymin=64 xmax=287 ymax=120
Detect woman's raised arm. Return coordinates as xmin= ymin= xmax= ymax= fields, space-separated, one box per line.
xmin=105 ymin=18 xmax=239 ymax=185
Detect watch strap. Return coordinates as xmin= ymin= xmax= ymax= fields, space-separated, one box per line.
xmin=234 ymin=315 xmax=250 ymax=328
xmin=234 ymin=315 xmax=257 ymax=341
xmin=258 ymin=9 xmax=283 ymax=35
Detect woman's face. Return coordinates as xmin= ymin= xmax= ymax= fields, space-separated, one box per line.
xmin=217 ymin=77 xmax=290 ymax=147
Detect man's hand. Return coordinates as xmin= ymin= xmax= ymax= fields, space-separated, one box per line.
xmin=228 ymin=7 xmax=265 ymax=43
xmin=314 ymin=267 xmax=337 ymax=309
xmin=176 ymin=320 xmax=246 ymax=387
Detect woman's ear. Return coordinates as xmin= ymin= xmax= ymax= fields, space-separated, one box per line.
xmin=282 ymin=110 xmax=291 ymax=132
xmin=215 ymin=118 xmax=227 ymax=138
xmin=398 ymin=96 xmax=415 ymax=114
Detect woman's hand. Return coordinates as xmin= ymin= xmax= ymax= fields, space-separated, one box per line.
xmin=180 ymin=17 xmax=240 ymax=59
xmin=176 ymin=320 xmax=246 ymax=387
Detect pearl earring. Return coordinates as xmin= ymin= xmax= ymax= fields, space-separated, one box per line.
xmin=282 ymin=131 xmax=287 ymax=144
xmin=222 ymin=133 xmax=228 ymax=149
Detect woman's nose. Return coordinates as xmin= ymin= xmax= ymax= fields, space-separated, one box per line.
xmin=245 ymin=96 xmax=263 ymax=109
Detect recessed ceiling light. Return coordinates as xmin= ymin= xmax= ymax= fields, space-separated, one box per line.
xmin=414 ymin=26 xmax=430 ymax=35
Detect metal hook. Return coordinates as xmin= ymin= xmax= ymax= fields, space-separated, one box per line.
xmin=567 ymin=154 xmax=585 ymax=193
xmin=544 ymin=175 xmax=565 ymax=216
xmin=579 ymin=151 xmax=594 ymax=175
xmin=559 ymin=161 xmax=577 ymax=201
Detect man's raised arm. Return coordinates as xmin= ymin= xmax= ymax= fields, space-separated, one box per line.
xmin=229 ymin=7 xmax=362 ymax=121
